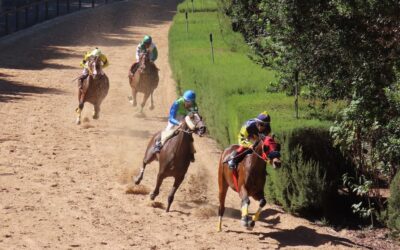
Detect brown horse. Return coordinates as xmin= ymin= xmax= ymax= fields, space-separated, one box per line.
xmin=133 ymin=113 xmax=206 ymax=212
xmin=76 ymin=56 xmax=109 ymax=125
xmin=128 ymin=51 xmax=159 ymax=112
xmin=217 ymin=135 xmax=281 ymax=231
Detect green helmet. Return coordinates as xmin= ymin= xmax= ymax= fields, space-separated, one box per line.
xmin=143 ymin=35 xmax=152 ymax=45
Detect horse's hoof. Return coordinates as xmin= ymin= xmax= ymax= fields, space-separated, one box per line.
xmin=249 ymin=220 xmax=255 ymax=228
xmin=75 ymin=119 xmax=81 ymax=125
xmin=149 ymin=106 xmax=154 ymax=111
xmin=150 ymin=193 xmax=157 ymax=200
xmin=93 ymin=114 xmax=99 ymax=120
xmin=134 ymin=176 xmax=142 ymax=185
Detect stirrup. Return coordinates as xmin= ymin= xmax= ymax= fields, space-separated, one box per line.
xmin=228 ymin=159 xmax=237 ymax=170
xmin=153 ymin=141 xmax=162 ymax=153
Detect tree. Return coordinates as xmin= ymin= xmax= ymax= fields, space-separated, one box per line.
xmin=221 ymin=0 xmax=400 ymax=223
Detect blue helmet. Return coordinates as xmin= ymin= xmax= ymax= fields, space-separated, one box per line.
xmin=183 ymin=90 xmax=196 ymax=102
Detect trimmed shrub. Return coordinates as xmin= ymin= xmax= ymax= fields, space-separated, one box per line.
xmin=266 ymin=127 xmax=353 ymax=218
xmin=388 ymin=171 xmax=400 ymax=233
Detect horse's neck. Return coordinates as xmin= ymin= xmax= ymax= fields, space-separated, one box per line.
xmin=173 ymin=130 xmax=192 ymax=152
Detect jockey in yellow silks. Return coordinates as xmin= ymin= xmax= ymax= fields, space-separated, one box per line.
xmin=227 ymin=111 xmax=272 ymax=169
xmin=78 ymin=48 xmax=109 ymax=88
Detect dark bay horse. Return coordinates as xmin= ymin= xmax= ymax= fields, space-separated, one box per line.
xmin=76 ymin=56 xmax=109 ymax=125
xmin=128 ymin=51 xmax=159 ymax=112
xmin=217 ymin=135 xmax=281 ymax=231
xmin=134 ymin=113 xmax=206 ymax=212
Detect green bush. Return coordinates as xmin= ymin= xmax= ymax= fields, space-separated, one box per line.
xmin=266 ymin=127 xmax=353 ymax=218
xmin=389 ymin=171 xmax=400 ymax=233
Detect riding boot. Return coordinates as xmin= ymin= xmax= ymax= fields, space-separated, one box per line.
xmin=228 ymin=151 xmax=239 ymax=170
xmin=153 ymin=140 xmax=163 ymax=153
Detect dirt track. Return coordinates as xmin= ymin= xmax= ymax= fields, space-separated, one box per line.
xmin=0 ymin=1 xmax=377 ymax=249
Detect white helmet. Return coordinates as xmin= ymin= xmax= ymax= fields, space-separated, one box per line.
xmin=91 ymin=48 xmax=101 ymax=57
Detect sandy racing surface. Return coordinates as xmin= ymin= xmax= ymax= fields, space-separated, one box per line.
xmin=0 ymin=0 xmax=378 ymax=249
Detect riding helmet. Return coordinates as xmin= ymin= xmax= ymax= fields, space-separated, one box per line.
xmin=143 ymin=35 xmax=152 ymax=45
xmin=91 ymin=48 xmax=101 ymax=57
xmin=256 ymin=111 xmax=271 ymax=123
xmin=183 ymin=90 xmax=196 ymax=102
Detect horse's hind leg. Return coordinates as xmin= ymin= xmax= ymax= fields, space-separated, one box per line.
xmin=150 ymin=172 xmax=165 ymax=200
xmin=166 ymin=176 xmax=184 ymax=212
xmin=252 ymin=192 xmax=267 ymax=222
xmin=217 ymin=173 xmax=229 ymax=232
xmin=134 ymin=147 xmax=158 ymax=185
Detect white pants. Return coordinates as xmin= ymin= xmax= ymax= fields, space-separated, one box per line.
xmin=161 ymin=115 xmax=184 ymax=145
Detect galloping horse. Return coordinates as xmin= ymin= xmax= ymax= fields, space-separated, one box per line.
xmin=217 ymin=135 xmax=281 ymax=231
xmin=75 ymin=56 xmax=109 ymax=125
xmin=134 ymin=113 xmax=206 ymax=212
xmin=128 ymin=51 xmax=159 ymax=112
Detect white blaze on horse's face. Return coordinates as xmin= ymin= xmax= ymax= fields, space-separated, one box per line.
xmin=92 ymin=59 xmax=98 ymax=77
xmin=185 ymin=115 xmax=196 ymax=130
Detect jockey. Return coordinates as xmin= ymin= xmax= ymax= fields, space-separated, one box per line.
xmin=78 ymin=48 xmax=109 ymax=88
xmin=136 ymin=35 xmax=158 ymax=63
xmin=153 ymin=90 xmax=198 ymax=158
xmin=227 ymin=111 xmax=272 ymax=169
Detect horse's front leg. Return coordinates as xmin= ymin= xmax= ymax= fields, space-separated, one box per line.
xmin=75 ymin=88 xmax=85 ymax=125
xmin=252 ymin=193 xmax=267 ymax=222
xmin=239 ymin=187 xmax=254 ymax=229
xmin=140 ymin=92 xmax=151 ymax=113
xmin=93 ymin=104 xmax=100 ymax=119
xmin=166 ymin=175 xmax=184 ymax=212
xmin=150 ymin=172 xmax=165 ymax=200
xmin=130 ymin=84 xmax=138 ymax=107
xmin=149 ymin=92 xmax=154 ymax=110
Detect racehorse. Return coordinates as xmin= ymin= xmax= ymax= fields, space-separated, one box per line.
xmin=133 ymin=113 xmax=206 ymax=212
xmin=217 ymin=135 xmax=281 ymax=231
xmin=75 ymin=56 xmax=109 ymax=125
xmin=128 ymin=51 xmax=159 ymax=112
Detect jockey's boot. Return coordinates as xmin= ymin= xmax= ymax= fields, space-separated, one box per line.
xmin=228 ymin=151 xmax=239 ymax=170
xmin=153 ymin=140 xmax=163 ymax=153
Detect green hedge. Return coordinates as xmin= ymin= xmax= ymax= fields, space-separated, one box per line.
xmin=266 ymin=128 xmax=353 ymax=218
xmin=389 ymin=171 xmax=400 ymax=233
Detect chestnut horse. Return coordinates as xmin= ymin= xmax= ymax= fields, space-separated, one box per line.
xmin=217 ymin=135 xmax=281 ymax=231
xmin=128 ymin=51 xmax=159 ymax=112
xmin=134 ymin=113 xmax=206 ymax=212
xmin=75 ymin=56 xmax=109 ymax=125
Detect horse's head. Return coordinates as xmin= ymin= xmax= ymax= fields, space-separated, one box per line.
xmin=183 ymin=112 xmax=206 ymax=136
xmin=261 ymin=135 xmax=281 ymax=168
xmin=88 ymin=56 xmax=103 ymax=79
xmin=138 ymin=51 xmax=151 ymax=73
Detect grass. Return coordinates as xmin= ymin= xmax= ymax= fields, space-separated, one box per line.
xmin=177 ymin=0 xmax=218 ymax=13
xmin=169 ymin=5 xmax=331 ymax=147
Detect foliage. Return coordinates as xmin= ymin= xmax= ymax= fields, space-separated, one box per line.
xmin=389 ymin=171 xmax=400 ymax=233
xmin=221 ymin=0 xmax=400 ymax=225
xmin=169 ymin=10 xmax=329 ymax=147
xmin=177 ymin=0 xmax=218 ymax=13
xmin=266 ymin=128 xmax=352 ymax=218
